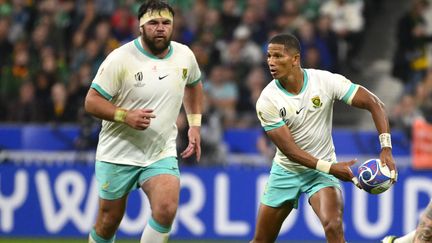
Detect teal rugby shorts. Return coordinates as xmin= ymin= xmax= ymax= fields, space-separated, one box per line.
xmin=95 ymin=156 xmax=180 ymax=200
xmin=261 ymin=162 xmax=340 ymax=208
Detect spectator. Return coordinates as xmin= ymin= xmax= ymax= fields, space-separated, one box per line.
xmin=390 ymin=94 xmax=423 ymax=138
xmin=296 ymin=20 xmax=334 ymax=70
xmin=417 ymin=69 xmax=432 ymax=123
xmin=7 ymin=81 xmax=40 ymax=122
xmin=110 ymin=6 xmax=135 ymax=43
xmin=0 ymin=44 xmax=30 ymax=101
xmin=219 ymin=0 xmax=242 ymax=40
xmin=220 ymin=25 xmax=263 ymax=67
xmin=46 ymin=82 xmax=76 ymax=122
xmin=320 ymin=0 xmax=365 ymax=71
xmin=392 ymin=0 xmax=432 ymax=93
xmin=316 ymin=14 xmax=339 ymax=71
xmin=0 ymin=17 xmax=12 ymax=73
xmin=280 ymin=0 xmax=307 ymax=34
xmin=204 ymin=65 xmax=238 ymax=127
xmin=237 ymin=66 xmax=267 ymax=127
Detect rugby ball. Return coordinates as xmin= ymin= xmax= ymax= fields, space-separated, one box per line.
xmin=357 ymin=159 xmax=392 ymax=194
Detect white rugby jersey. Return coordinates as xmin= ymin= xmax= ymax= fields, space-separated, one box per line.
xmin=91 ymin=38 xmax=201 ymax=167
xmin=256 ymin=68 xmax=359 ymax=172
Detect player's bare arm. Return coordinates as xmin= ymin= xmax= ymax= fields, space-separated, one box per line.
xmin=180 ymin=82 xmax=203 ymax=161
xmin=85 ymin=88 xmax=155 ymax=130
xmin=350 ymin=86 xmax=397 ymax=183
xmin=266 ymin=125 xmax=358 ymax=183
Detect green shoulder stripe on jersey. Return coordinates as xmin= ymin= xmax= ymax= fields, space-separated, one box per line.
xmin=186 ymin=77 xmax=201 ymax=87
xmin=264 ymin=121 xmax=285 ymax=131
xmin=91 ymin=83 xmax=113 ymax=101
xmin=275 ymin=69 xmax=309 ymax=96
xmin=133 ymin=38 xmax=173 ymax=60
xmin=342 ymin=84 xmax=359 ymax=105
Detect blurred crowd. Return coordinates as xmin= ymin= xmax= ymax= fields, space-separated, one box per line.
xmin=0 ymin=0 xmax=431 ymax=163
xmin=0 ymin=0 xmax=375 ymax=124
xmin=389 ymin=0 xmax=432 ymax=138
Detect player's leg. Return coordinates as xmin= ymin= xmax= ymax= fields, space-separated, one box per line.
xmin=250 ymin=162 xmax=301 ymax=243
xmin=90 ymin=161 xmax=141 ymax=243
xmin=250 ymin=202 xmax=294 ymax=243
xmin=382 ymin=200 xmax=432 ymax=243
xmin=414 ymin=200 xmax=432 ymax=243
xmin=309 ymin=186 xmax=345 ymax=243
xmin=139 ymin=157 xmax=180 ymax=243
xmin=90 ymin=196 xmax=128 ymax=243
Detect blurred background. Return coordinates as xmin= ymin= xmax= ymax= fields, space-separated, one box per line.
xmin=0 ymin=0 xmax=432 ymax=242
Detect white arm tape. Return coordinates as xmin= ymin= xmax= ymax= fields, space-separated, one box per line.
xmin=316 ymin=159 xmax=332 ymax=173
xmin=379 ymin=133 xmax=392 ymax=149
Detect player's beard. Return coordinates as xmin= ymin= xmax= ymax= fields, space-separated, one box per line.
xmin=142 ymin=32 xmax=172 ymax=56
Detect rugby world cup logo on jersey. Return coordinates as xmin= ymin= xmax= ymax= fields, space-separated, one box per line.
xmin=311 ymin=96 xmax=323 ymax=108
xmin=134 ymin=71 xmax=145 ymax=87
xmin=279 ymin=107 xmax=286 ymax=118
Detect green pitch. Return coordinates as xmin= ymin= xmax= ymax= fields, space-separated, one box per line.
xmin=0 ymin=239 xmax=373 ymax=243
xmin=0 ymin=240 xmax=246 ymax=243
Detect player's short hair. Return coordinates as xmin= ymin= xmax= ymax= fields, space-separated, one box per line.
xmin=137 ymin=0 xmax=175 ymax=20
xmin=269 ymin=33 xmax=301 ymax=54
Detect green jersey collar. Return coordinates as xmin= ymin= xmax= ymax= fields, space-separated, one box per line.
xmin=134 ymin=38 xmax=173 ymax=60
xmin=275 ymin=69 xmax=308 ymax=96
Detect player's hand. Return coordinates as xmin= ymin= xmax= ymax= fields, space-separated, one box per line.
xmin=380 ymin=147 xmax=397 ymax=184
xmin=124 ymin=108 xmax=156 ymax=130
xmin=329 ymin=159 xmax=362 ymax=189
xmin=180 ymin=126 xmax=201 ymax=162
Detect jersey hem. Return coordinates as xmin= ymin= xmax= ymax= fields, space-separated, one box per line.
xmin=95 ymin=153 xmax=177 ymax=167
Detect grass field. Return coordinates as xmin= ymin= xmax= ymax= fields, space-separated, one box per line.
xmin=0 ymin=240 xmax=247 ymax=243
xmin=0 ymin=239 xmax=373 ymax=243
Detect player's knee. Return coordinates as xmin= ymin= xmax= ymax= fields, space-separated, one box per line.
xmin=322 ymin=217 xmax=343 ymax=234
xmin=98 ymin=212 xmax=123 ymax=234
xmin=153 ymin=202 xmax=177 ymax=224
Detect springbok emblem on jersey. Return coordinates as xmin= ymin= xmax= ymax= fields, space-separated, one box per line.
xmin=258 ymin=111 xmax=270 ymax=123
xmin=182 ymin=68 xmax=188 ymax=80
xmin=311 ymin=96 xmax=323 ymax=108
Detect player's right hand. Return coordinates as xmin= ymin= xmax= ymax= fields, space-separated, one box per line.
xmin=124 ymin=109 xmax=156 ymax=130
xmin=329 ymin=159 xmax=362 ymax=189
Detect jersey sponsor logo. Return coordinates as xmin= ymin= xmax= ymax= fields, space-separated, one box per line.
xmin=134 ymin=71 xmax=145 ymax=87
xmin=159 ymin=74 xmax=169 ymax=80
xmin=295 ymin=107 xmax=305 ymax=115
xmin=182 ymin=68 xmax=188 ymax=80
xmin=311 ymin=96 xmax=323 ymax=108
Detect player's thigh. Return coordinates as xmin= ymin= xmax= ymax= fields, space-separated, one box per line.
xmin=141 ymin=174 xmax=180 ymax=214
xmin=253 ymin=202 xmax=294 ymax=242
xmin=309 ymin=186 xmax=344 ymax=223
xmin=139 ymin=157 xmax=180 ymax=208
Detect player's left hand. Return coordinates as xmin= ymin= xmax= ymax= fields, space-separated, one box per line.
xmin=380 ymin=147 xmax=397 ymax=184
xmin=180 ymin=126 xmax=201 ymax=161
